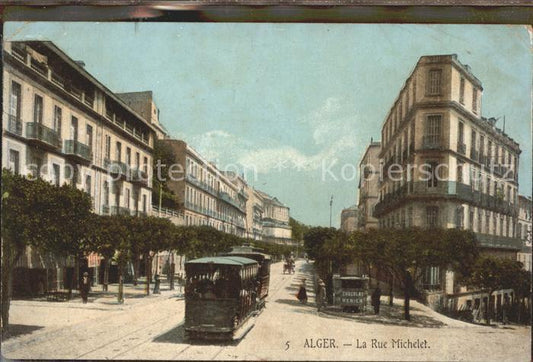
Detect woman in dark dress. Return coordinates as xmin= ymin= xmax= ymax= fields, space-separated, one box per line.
xmin=297 ymin=278 xmax=307 ymax=304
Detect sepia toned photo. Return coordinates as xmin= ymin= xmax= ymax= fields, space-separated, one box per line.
xmin=1 ymin=16 xmax=531 ymax=361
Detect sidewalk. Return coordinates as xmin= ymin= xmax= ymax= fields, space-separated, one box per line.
xmin=3 ymin=281 xmax=184 ymax=343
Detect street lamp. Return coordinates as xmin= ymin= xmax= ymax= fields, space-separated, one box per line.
xmin=329 ymin=195 xmax=333 ymax=228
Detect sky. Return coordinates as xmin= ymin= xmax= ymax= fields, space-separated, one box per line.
xmin=4 ymin=22 xmax=532 ymax=227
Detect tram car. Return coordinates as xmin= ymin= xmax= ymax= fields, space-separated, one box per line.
xmin=184 ymin=256 xmax=262 ymax=340
xmin=221 ymin=245 xmax=271 ymax=307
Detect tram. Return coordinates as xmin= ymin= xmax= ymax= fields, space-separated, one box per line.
xmin=222 ymin=245 xmax=271 ymax=307
xmin=184 ymin=256 xmax=263 ymax=340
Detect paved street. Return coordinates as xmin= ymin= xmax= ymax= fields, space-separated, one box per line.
xmin=1 ymin=260 xmax=530 ymax=361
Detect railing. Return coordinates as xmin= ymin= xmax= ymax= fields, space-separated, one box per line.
xmin=185 ymin=174 xmax=217 ymax=196
xmin=373 ymin=181 xmax=518 ymax=217
xmin=475 ymin=233 xmax=522 ymax=250
xmin=6 ymin=115 xmax=23 ymax=136
xmin=26 ymin=122 xmax=61 ymax=149
xmin=101 ymin=205 xmax=110 ymax=215
xmin=457 ymin=142 xmax=466 ymax=155
xmin=422 ymin=135 xmax=442 ymax=150
xmin=30 ymin=58 xmax=48 ymax=76
xmin=152 ymin=204 xmax=182 ymax=217
xmin=239 ymin=189 xmax=249 ymax=199
xmin=219 ymin=191 xmax=243 ymax=211
xmin=63 ymin=139 xmax=92 ymax=162
xmin=84 ymin=92 xmax=95 ymax=108
xmin=51 ymin=71 xmax=65 ymax=88
xmin=130 ymin=168 xmax=148 ymax=185
xmin=104 ymin=159 xmax=128 ymax=177
xmin=11 ymin=44 xmax=27 ymax=62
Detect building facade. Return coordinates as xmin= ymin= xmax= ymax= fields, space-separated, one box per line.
xmin=256 ymin=190 xmax=293 ymax=245
xmin=357 ymin=140 xmax=381 ymax=230
xmin=372 ymin=54 xmax=522 ymax=302
xmin=340 ymin=206 xmax=358 ymax=232
xmin=3 ymin=40 xmax=158 ymax=292
xmin=517 ymin=195 xmax=532 ymax=272
xmin=160 ymin=139 xmax=247 ymax=237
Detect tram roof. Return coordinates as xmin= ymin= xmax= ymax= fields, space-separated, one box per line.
xmin=186 ymin=256 xmax=258 ymax=266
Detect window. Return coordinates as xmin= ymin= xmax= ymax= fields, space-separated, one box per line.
xmin=425 ymin=115 xmax=442 ymax=146
xmin=143 ymin=156 xmax=148 ymax=173
xmin=477 ymin=209 xmax=482 ymax=232
xmin=427 ymin=69 xmax=442 ymax=95
xmin=125 ymin=188 xmax=130 ymax=209
xmin=116 ymin=142 xmax=122 ymax=161
xmin=459 ymin=77 xmax=465 ymax=104
xmin=103 ymin=181 xmax=109 ymax=206
xmin=34 ymin=94 xmax=43 ymax=123
xmin=85 ymin=175 xmax=92 ymax=195
xmin=126 ymin=147 xmax=131 ymax=166
xmin=408 ymin=207 xmax=413 ymax=227
xmin=9 ymin=149 xmax=20 ymax=174
xmin=455 ymin=206 xmax=464 ymax=229
xmin=457 ymin=164 xmax=463 ymax=183
xmin=86 ymin=125 xmax=93 ymax=150
xmin=104 ymin=135 xmax=111 ymax=159
xmin=458 ymin=121 xmax=464 ymax=144
xmin=71 ymin=116 xmax=78 ymax=141
xmin=487 ymin=140 xmax=492 ymax=165
xmin=427 ymin=162 xmax=439 ymax=188
xmin=472 ymin=88 xmax=478 ymax=113
xmin=53 ymin=106 xmax=62 ymax=135
xmin=469 ymin=209 xmax=474 ymax=230
xmin=142 ymin=194 xmax=147 ymax=213
xmin=426 ymin=206 xmax=439 ymax=228
xmin=52 ymin=164 xmax=60 ymax=186
xmin=485 ymin=214 xmax=490 ymax=234
xmin=136 ymin=152 xmax=140 ymax=168
xmin=10 ymin=81 xmax=21 ymax=118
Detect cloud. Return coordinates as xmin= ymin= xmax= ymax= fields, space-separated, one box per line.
xmin=186 ymin=97 xmax=360 ymax=174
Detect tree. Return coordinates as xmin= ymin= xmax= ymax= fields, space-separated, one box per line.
xmin=303 ymin=227 xmax=338 ymax=260
xmin=1 ymin=169 xmax=92 ymax=335
xmin=467 ymin=256 xmax=525 ymax=324
xmin=353 ymin=228 xmax=478 ymax=321
xmin=152 ymin=140 xmax=179 ymax=210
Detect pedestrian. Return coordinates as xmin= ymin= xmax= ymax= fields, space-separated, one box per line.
xmin=297 ymin=278 xmax=307 ymax=304
xmin=80 ymin=272 xmax=91 ymax=304
xmin=502 ymin=294 xmax=510 ymax=325
xmin=371 ymin=283 xmax=382 ymax=315
xmin=316 ymin=280 xmax=325 ymax=312
xmin=153 ymin=274 xmax=161 ymax=294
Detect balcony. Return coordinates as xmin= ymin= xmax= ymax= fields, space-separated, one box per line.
xmin=238 ymin=189 xmax=249 ymax=199
xmin=6 ymin=115 xmax=23 ymax=136
xmin=218 ymin=191 xmax=243 ymax=211
xmin=185 ymin=174 xmax=217 ymax=196
xmin=475 ymin=233 xmax=522 ymax=250
xmin=130 ymin=168 xmax=148 ymax=186
xmin=63 ymin=140 xmax=92 ymax=163
xmin=457 ymin=142 xmax=466 ymax=155
xmin=26 ymin=122 xmax=61 ymax=150
xmin=104 ymin=159 xmax=128 ymax=179
xmin=422 ymin=136 xmax=443 ymax=150
xmin=373 ymin=181 xmax=518 ymax=217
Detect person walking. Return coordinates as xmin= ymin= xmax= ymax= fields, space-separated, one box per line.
xmin=371 ymin=284 xmax=382 ymax=315
xmin=297 ymin=278 xmax=308 ymax=304
xmin=80 ymin=272 xmax=91 ymax=304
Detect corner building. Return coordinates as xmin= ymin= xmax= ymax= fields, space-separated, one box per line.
xmin=374 ymin=54 xmax=521 ymax=293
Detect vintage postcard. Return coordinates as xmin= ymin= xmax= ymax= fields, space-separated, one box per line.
xmin=1 ymin=9 xmax=531 ymax=361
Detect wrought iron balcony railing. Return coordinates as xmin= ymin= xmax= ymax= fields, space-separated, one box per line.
xmin=64 ymin=139 xmax=92 ymax=162
xmin=26 ymin=122 xmax=61 ymax=149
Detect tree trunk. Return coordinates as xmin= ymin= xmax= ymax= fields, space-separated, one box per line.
xmin=103 ymin=257 xmax=109 ymax=292
xmin=145 ymin=253 xmax=151 ymax=296
xmin=389 ymin=276 xmax=394 ymax=306
xmin=403 ymin=273 xmax=413 ymax=321
xmin=117 ymin=261 xmax=124 ymax=304
xmin=133 ymin=255 xmax=139 ymax=286
xmin=1 ymin=243 xmax=23 ymax=337
xmin=169 ymin=251 xmax=175 ymax=291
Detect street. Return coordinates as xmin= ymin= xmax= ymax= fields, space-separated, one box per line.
xmin=1 ymin=260 xmax=530 ymax=361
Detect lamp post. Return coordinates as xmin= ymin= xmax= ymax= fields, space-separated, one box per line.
xmin=329 ymin=195 xmax=333 ymax=228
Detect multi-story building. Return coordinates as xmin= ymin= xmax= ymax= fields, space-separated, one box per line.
xmin=372 ymin=54 xmax=522 ymax=306
xmin=517 ymin=195 xmax=532 ymax=272
xmin=116 ymin=91 xmax=169 ymax=140
xmin=160 ymin=139 xmax=247 ymax=237
xmin=357 ymin=139 xmax=381 ymax=230
xmin=340 ymin=206 xmax=358 ymax=232
xmin=3 ymin=41 xmax=157 ymax=217
xmin=243 ymin=186 xmax=264 ymax=241
xmin=256 ymin=190 xmax=292 ymax=245
xmin=3 ymin=40 xmax=158 ymax=291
